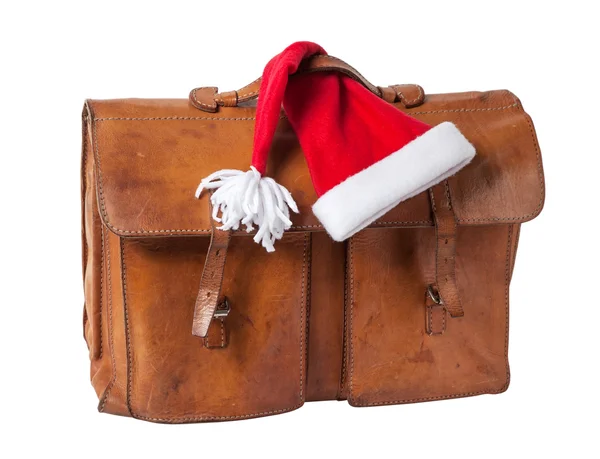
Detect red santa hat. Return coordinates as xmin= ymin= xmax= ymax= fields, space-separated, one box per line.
xmin=196 ymin=42 xmax=475 ymax=251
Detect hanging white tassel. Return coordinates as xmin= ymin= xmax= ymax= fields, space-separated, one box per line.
xmin=195 ymin=166 xmax=299 ymax=252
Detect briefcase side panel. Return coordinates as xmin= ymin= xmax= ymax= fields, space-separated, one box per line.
xmin=82 ymin=115 xmax=130 ymax=415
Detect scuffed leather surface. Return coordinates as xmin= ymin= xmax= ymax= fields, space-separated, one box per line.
xmin=80 ymin=87 xmax=543 ymax=423
xmin=121 ymin=234 xmax=309 ymax=422
xmin=191 ymin=227 xmax=231 ymax=338
xmin=429 ymin=181 xmax=463 ymax=317
xmin=346 ymin=226 xmax=515 ymax=406
xmin=306 ymin=233 xmax=346 ymax=401
xmin=86 ymin=89 xmax=544 ymax=237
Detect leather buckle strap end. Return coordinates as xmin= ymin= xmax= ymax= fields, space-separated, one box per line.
xmin=191 ymin=222 xmax=232 ymax=338
xmin=428 ymin=181 xmax=464 ymax=318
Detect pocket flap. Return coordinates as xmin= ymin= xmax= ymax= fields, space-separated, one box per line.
xmin=85 ymin=90 xmax=543 ymax=237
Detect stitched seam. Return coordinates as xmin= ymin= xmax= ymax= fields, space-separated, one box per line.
xmin=428 ymin=305 xmax=432 ymax=334
xmin=305 ymin=234 xmax=313 ymax=398
xmin=81 ymin=118 xmax=89 ymax=285
xmin=99 ymin=228 xmax=117 ymax=412
xmin=511 ymin=224 xmax=521 ymax=278
xmin=442 ymin=305 xmax=446 ymax=332
xmin=460 ymin=215 xmax=535 ymax=222
xmin=93 ymin=104 xmax=518 ymax=122
xmin=444 ymin=181 xmax=453 ymax=211
xmin=203 ymin=319 xmax=225 ymax=348
xmin=394 ymin=87 xmax=406 ymax=103
xmin=299 ymin=233 xmax=308 ymax=401
xmin=350 ymin=227 xmax=513 ymax=407
xmin=427 ymin=306 xmax=444 ymax=336
xmin=394 ymin=85 xmax=423 ymax=106
xmin=428 ymin=306 xmax=434 ymax=335
xmin=429 ymin=188 xmax=437 ymax=213
xmin=348 ymin=237 xmax=356 ymax=403
xmin=407 ymin=85 xmax=424 ymax=106
xmin=121 ymin=240 xmax=134 ymax=416
xmin=98 ymin=223 xmax=434 ymax=236
xmin=338 ymin=241 xmax=349 ymax=398
xmin=220 ymin=319 xmax=225 ymax=348
xmin=408 ymin=103 xmax=518 ymax=115
xmin=94 ymin=104 xmax=518 ymax=121
xmin=373 ymin=220 xmax=432 ymax=226
xmin=95 ymin=116 xmax=272 ymax=121
xmin=92 ymin=121 xmax=109 ymax=232
xmin=238 ymin=89 xmax=259 ymax=99
xmin=113 ymin=228 xmax=211 ymax=234
xmin=502 ymin=226 xmax=513 ymax=390
xmin=123 ymin=235 xmax=307 ymax=421
xmin=98 ymin=224 xmax=104 ymax=359
xmin=236 ymin=76 xmax=262 ymax=99
xmin=133 ymin=406 xmax=302 ymax=423
xmin=349 ymin=389 xmax=508 ymax=407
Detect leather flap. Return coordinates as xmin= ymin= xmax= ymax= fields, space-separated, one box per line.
xmin=85 ymin=90 xmax=544 ymax=237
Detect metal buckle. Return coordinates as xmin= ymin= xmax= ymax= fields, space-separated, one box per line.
xmin=213 ymin=297 xmax=231 ymax=318
xmin=427 ymin=284 xmax=443 ymax=305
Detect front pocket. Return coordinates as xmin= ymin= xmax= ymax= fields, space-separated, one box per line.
xmin=347 ymin=226 xmax=511 ymax=407
xmin=121 ymin=232 xmax=309 ymax=422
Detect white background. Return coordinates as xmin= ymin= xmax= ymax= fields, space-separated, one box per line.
xmin=2 ymin=1 xmax=598 ymax=457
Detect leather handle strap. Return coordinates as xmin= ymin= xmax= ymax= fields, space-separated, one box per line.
xmin=189 ymin=55 xmax=425 ymax=112
xmin=191 ymin=220 xmax=232 ymax=338
xmin=429 ymin=180 xmax=464 ymax=318
xmin=295 ymin=55 xmax=382 ymax=97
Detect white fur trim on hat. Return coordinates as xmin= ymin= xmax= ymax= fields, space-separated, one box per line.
xmin=312 ymin=122 xmax=476 ymax=242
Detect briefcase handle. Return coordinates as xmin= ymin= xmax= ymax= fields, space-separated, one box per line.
xmin=189 ymin=54 xmax=425 ymax=113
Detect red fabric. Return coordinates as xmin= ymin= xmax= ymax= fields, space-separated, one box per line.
xmin=251 ymin=41 xmax=326 ymax=174
xmin=203 ymin=41 xmax=474 ymax=248
xmin=283 ymin=72 xmax=431 ymax=196
xmin=252 ymin=41 xmax=432 ymax=195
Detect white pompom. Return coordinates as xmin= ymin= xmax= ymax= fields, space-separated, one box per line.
xmin=195 ymin=166 xmax=299 ymax=252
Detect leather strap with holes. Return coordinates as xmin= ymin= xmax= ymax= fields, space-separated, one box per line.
xmin=191 ymin=220 xmax=231 ymax=338
xmin=429 ymin=180 xmax=464 ymax=318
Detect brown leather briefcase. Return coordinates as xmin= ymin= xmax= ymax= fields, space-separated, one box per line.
xmin=81 ymin=53 xmax=544 ymax=423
